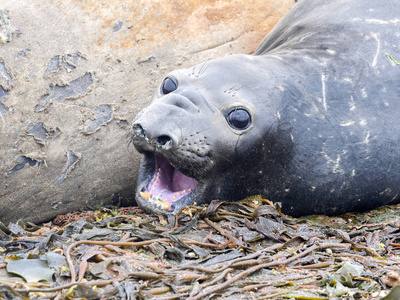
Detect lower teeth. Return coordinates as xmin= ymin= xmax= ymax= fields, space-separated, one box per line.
xmin=140 ymin=191 xmax=150 ymax=200
xmin=142 ymin=193 xmax=170 ymax=211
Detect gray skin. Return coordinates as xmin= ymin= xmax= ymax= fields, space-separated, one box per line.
xmin=132 ymin=0 xmax=400 ymax=217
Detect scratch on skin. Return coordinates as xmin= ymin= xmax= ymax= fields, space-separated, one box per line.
xmin=321 ymin=74 xmax=327 ymax=111
xmin=362 ymin=131 xmax=370 ymax=144
xmin=360 ymin=88 xmax=367 ymax=98
xmin=321 ymin=151 xmax=344 ymax=174
xmin=391 ymin=192 xmax=399 ymax=202
xmin=349 ymin=95 xmax=356 ymax=111
xmin=365 ymin=18 xmax=400 ymax=25
xmin=354 ymin=130 xmax=370 ymax=145
xmin=352 ymin=18 xmax=400 ymax=24
xmin=340 ymin=121 xmax=355 ymax=127
xmin=371 ymin=33 xmax=380 ymax=67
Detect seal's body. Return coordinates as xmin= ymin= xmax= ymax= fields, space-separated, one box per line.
xmin=132 ymin=0 xmax=400 ymax=217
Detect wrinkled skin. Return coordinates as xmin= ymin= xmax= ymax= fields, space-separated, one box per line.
xmin=132 ymin=0 xmax=400 ymax=217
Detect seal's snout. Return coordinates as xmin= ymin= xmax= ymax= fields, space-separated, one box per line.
xmin=131 ymin=122 xmax=175 ymax=151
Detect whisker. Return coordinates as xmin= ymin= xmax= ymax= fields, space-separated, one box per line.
xmin=212 ymin=152 xmax=234 ymax=166
xmin=198 ymin=61 xmax=210 ymax=75
xmin=234 ymin=83 xmax=248 ymax=91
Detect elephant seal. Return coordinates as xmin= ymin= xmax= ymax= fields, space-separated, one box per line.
xmin=131 ymin=0 xmax=400 ymax=217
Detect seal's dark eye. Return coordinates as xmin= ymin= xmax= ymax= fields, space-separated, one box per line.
xmin=161 ymin=76 xmax=177 ymax=95
xmin=227 ymin=108 xmax=251 ymax=130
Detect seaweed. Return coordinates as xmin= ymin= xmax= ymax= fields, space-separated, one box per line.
xmin=386 ymin=54 xmax=400 ymax=65
xmin=0 ymin=200 xmax=400 ymax=299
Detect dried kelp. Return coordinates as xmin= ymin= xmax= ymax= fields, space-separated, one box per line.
xmin=0 ymin=198 xmax=400 ymax=299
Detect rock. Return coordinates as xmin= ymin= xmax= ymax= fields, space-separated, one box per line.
xmin=0 ymin=0 xmax=294 ymax=223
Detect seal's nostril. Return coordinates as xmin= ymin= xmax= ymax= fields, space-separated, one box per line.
xmin=156 ymin=135 xmax=172 ymax=149
xmin=132 ymin=123 xmax=145 ymax=138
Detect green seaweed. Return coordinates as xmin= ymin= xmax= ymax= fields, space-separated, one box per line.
xmin=386 ymin=54 xmax=400 ymax=65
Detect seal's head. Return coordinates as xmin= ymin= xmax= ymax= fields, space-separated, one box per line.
xmin=131 ymin=0 xmax=400 ymax=217
xmin=131 ymin=54 xmax=288 ymax=214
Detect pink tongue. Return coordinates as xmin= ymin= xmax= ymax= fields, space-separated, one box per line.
xmin=172 ymin=169 xmax=197 ymax=191
xmin=147 ymin=155 xmax=197 ymax=204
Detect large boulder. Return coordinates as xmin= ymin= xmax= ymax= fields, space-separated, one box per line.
xmin=0 ymin=0 xmax=293 ymax=224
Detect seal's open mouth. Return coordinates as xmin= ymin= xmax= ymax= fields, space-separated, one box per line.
xmin=138 ymin=154 xmax=197 ymax=212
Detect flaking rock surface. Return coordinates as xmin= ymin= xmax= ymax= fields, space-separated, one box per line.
xmin=0 ymin=0 xmax=294 ymax=223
